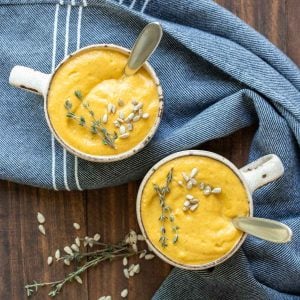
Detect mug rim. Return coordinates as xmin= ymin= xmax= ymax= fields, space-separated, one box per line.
xmin=136 ymin=150 xmax=254 ymax=270
xmin=44 ymin=44 xmax=164 ymax=162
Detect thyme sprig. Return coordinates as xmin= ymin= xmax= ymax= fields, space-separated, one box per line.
xmin=64 ymin=93 xmax=117 ymax=148
xmin=153 ymin=168 xmax=179 ymax=248
xmin=25 ymin=233 xmax=142 ymax=298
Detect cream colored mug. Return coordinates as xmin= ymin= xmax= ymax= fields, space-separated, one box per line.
xmin=9 ymin=44 xmax=163 ymax=162
xmin=136 ymin=150 xmax=285 ymax=270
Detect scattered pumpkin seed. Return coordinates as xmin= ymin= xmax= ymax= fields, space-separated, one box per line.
xmin=123 ymin=257 xmax=128 ymax=266
xmin=107 ymin=103 xmax=113 ymax=113
xmin=121 ymin=288 xmax=128 ymax=298
xmin=145 ymin=254 xmax=155 ymax=260
xmin=182 ymin=172 xmax=189 ymax=182
xmin=132 ymin=99 xmax=138 ymax=105
xmin=190 ymin=168 xmax=198 ymax=178
xmin=142 ymin=113 xmax=149 ymax=119
xmin=126 ymin=112 xmax=135 ymax=122
xmin=137 ymin=234 xmax=145 ymax=241
xmin=75 ymin=276 xmax=82 ymax=284
xmin=120 ymin=133 xmax=130 ymax=139
xmin=119 ymin=111 xmax=125 ymax=119
xmin=190 ymin=204 xmax=199 ymax=211
xmin=203 ymin=186 xmax=212 ymax=195
xmin=38 ymin=224 xmax=46 ymax=235
xmin=120 ymin=125 xmax=126 ymax=135
xmin=123 ymin=268 xmax=129 ymax=279
xmin=133 ymin=115 xmax=140 ymax=122
xmin=187 ymin=181 xmax=193 ymax=190
xmin=47 ymin=256 xmax=53 ymax=265
xmin=64 ymin=246 xmax=73 ymax=255
xmin=127 ymin=123 xmax=133 ymax=131
xmin=73 ymin=223 xmax=80 ymax=230
xmin=102 ymin=114 xmax=108 ymax=124
xmin=113 ymin=120 xmax=120 ymax=128
xmin=177 ymin=180 xmax=183 ymax=186
xmin=133 ymin=264 xmax=140 ymax=274
xmin=75 ymin=237 xmax=80 ymax=247
xmin=71 ymin=244 xmax=79 ymax=252
xmin=64 ymin=259 xmax=70 ymax=266
xmin=134 ymin=103 xmax=143 ymax=111
xmin=37 ymin=212 xmax=45 ymax=224
xmin=139 ymin=250 xmax=147 ymax=259
xmin=93 ymin=233 xmax=101 ymax=241
xmin=212 ymin=187 xmax=222 ymax=194
xmin=184 ymin=200 xmax=191 ymax=207
xmin=55 ymin=249 xmax=60 ymax=260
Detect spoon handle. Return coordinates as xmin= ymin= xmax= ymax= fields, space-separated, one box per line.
xmin=232 ymin=217 xmax=292 ymax=243
xmin=124 ymin=22 xmax=163 ymax=76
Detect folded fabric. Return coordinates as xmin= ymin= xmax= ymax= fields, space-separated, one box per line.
xmin=0 ymin=0 xmax=299 ymax=299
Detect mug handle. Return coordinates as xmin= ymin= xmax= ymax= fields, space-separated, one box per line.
xmin=9 ymin=66 xmax=50 ymax=96
xmin=240 ymin=154 xmax=284 ymax=193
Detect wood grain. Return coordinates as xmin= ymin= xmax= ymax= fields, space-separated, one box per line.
xmin=0 ymin=1 xmax=299 ymax=299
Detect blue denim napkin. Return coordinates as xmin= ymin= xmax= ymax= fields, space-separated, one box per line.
xmin=0 ymin=0 xmax=299 ymax=298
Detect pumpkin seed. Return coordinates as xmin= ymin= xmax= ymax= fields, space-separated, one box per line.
xmin=47 ymin=256 xmax=53 ymax=265
xmin=102 ymin=114 xmax=108 ymax=124
xmin=38 ymin=224 xmax=46 ymax=235
xmin=145 ymin=254 xmax=155 ymax=260
xmin=37 ymin=212 xmax=45 ymax=224
xmin=120 ymin=125 xmax=126 ymax=135
xmin=212 ymin=187 xmax=222 ymax=194
xmin=75 ymin=276 xmax=82 ymax=284
xmin=142 ymin=113 xmax=149 ymax=119
xmin=73 ymin=223 xmax=80 ymax=230
xmin=121 ymin=288 xmax=128 ymax=298
xmin=120 ymin=133 xmax=130 ymax=139
xmin=190 ymin=168 xmax=198 ymax=178
xmin=93 ymin=233 xmax=101 ymax=241
xmin=55 ymin=249 xmax=60 ymax=260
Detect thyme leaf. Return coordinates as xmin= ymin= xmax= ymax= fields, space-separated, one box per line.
xmin=153 ymin=168 xmax=179 ymax=248
xmin=64 ymin=98 xmax=117 ymax=149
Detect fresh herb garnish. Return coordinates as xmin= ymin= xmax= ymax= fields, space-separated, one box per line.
xmin=64 ymin=97 xmax=117 ymax=149
xmin=153 ymin=168 xmax=179 ymax=248
xmin=74 ymin=90 xmax=83 ymax=101
xmin=24 ymin=231 xmax=145 ymax=297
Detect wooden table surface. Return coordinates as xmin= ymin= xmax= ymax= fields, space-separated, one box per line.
xmin=1 ymin=1 xmax=299 ymax=299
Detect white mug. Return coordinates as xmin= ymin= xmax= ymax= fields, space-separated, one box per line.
xmin=9 ymin=44 xmax=163 ymax=162
xmin=136 ymin=150 xmax=284 ymax=270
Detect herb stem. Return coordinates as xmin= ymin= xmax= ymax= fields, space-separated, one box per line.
xmin=153 ymin=168 xmax=179 ymax=247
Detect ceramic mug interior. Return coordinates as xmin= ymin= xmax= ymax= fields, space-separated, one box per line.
xmin=136 ymin=150 xmax=254 ymax=270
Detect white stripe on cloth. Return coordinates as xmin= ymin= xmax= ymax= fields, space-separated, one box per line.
xmin=51 ymin=3 xmax=60 ymax=191
xmin=74 ymin=4 xmax=84 ymax=191
xmin=129 ymin=0 xmax=137 ymax=9
xmin=63 ymin=4 xmax=71 ymax=191
xmin=141 ymin=0 xmax=151 ymax=13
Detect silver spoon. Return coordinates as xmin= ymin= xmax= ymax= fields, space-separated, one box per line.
xmin=232 ymin=217 xmax=292 ymax=243
xmin=124 ymin=22 xmax=163 ymax=76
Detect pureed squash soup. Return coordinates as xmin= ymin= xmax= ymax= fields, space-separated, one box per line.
xmin=47 ymin=47 xmax=160 ymax=156
xmin=140 ymin=155 xmax=250 ymax=266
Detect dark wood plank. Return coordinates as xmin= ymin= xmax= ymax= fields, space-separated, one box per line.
xmin=286 ymin=0 xmax=300 ymax=66
xmin=0 ymin=1 xmax=298 ymax=300
xmin=0 ymin=180 xmax=87 ymax=300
